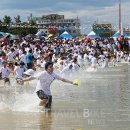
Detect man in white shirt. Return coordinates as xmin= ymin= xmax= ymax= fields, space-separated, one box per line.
xmin=91 ymin=55 xmax=97 ymax=68
xmin=0 ymin=61 xmax=11 ymax=86
xmin=14 ymin=62 xmax=25 ymax=84
xmin=21 ymin=62 xmax=78 ymax=109
xmin=20 ymin=51 xmax=27 ymax=64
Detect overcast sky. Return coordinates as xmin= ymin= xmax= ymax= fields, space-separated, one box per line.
xmin=0 ymin=0 xmax=130 ymax=33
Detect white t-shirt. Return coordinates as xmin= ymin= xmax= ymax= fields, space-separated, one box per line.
xmin=0 ymin=67 xmax=10 ymax=78
xmin=60 ymin=65 xmax=73 ymax=76
xmin=34 ymin=71 xmax=63 ymax=95
xmin=103 ymin=58 xmax=109 ymax=67
xmin=72 ymin=63 xmax=80 ymax=71
xmin=33 ymin=51 xmax=39 ymax=59
xmin=20 ymin=54 xmax=27 ymax=63
xmin=7 ymin=52 xmax=15 ymax=62
xmin=91 ymin=57 xmax=97 ymax=66
xmin=14 ymin=66 xmax=24 ymax=79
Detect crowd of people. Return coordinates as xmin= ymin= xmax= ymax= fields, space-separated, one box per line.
xmin=0 ymin=34 xmax=130 ymax=109
xmin=0 ymin=35 xmax=130 ymax=86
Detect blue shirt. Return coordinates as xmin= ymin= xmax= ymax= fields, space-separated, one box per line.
xmin=26 ymin=53 xmax=33 ymax=63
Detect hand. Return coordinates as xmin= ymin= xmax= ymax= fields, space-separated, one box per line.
xmin=73 ymin=79 xmax=80 ymax=87
xmin=18 ymin=80 xmax=24 ymax=85
xmin=73 ymin=82 xmax=78 ymax=86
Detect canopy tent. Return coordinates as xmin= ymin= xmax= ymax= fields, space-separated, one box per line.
xmin=88 ymin=31 xmax=96 ymax=36
xmin=36 ymin=31 xmax=47 ymax=37
xmin=4 ymin=33 xmax=15 ymax=39
xmin=60 ymin=31 xmax=73 ymax=39
xmin=0 ymin=32 xmax=7 ymax=39
xmin=112 ymin=31 xmax=128 ymax=38
xmin=0 ymin=32 xmax=6 ymax=37
xmin=0 ymin=37 xmax=9 ymax=43
xmin=87 ymin=31 xmax=101 ymax=39
xmin=10 ymin=35 xmax=21 ymax=40
xmin=26 ymin=34 xmax=34 ymax=38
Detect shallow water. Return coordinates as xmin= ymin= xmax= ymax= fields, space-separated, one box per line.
xmin=0 ymin=64 xmax=130 ymax=130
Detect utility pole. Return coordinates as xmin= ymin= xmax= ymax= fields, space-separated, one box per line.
xmin=119 ymin=0 xmax=122 ymax=35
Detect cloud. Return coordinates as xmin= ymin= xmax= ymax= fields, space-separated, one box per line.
xmin=0 ymin=0 xmax=129 ymax=10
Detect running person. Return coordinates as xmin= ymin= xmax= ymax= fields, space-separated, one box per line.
xmin=21 ymin=62 xmax=78 ymax=109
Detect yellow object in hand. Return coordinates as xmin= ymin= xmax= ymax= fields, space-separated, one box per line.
xmin=74 ymin=79 xmax=81 ymax=87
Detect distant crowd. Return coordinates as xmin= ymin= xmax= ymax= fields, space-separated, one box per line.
xmin=0 ymin=35 xmax=130 ymax=86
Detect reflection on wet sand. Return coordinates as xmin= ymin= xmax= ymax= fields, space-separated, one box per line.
xmin=39 ymin=110 xmax=52 ymax=130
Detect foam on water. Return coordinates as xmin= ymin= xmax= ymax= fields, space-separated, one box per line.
xmin=0 ymin=90 xmax=40 ymax=112
xmin=0 ymin=102 xmax=11 ymax=112
xmin=86 ymin=67 xmax=97 ymax=72
xmin=12 ymin=93 xmax=40 ymax=112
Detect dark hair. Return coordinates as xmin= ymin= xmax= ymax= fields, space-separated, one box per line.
xmin=19 ymin=61 xmax=25 ymax=66
xmin=69 ymin=64 xmax=73 ymax=69
xmin=14 ymin=62 xmax=18 ymax=66
xmin=29 ymin=49 xmax=32 ymax=53
xmin=45 ymin=62 xmax=53 ymax=70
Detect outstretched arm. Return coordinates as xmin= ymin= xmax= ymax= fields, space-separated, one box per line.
xmin=20 ymin=76 xmax=36 ymax=84
xmin=61 ymin=78 xmax=78 ymax=85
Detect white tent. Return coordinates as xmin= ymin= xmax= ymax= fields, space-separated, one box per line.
xmin=87 ymin=31 xmax=100 ymax=39
xmin=36 ymin=31 xmax=47 ymax=37
xmin=88 ymin=31 xmax=96 ymax=36
xmin=60 ymin=31 xmax=73 ymax=38
xmin=112 ymin=30 xmax=128 ymax=38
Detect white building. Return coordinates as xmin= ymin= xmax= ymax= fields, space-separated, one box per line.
xmin=31 ymin=14 xmax=81 ymax=37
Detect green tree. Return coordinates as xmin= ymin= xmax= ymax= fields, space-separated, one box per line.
xmin=0 ymin=19 xmax=3 ymax=26
xmin=3 ymin=15 xmax=12 ymax=26
xmin=14 ymin=15 xmax=21 ymax=25
xmin=28 ymin=19 xmax=36 ymax=26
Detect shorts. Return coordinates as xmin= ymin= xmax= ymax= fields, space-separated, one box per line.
xmin=27 ymin=63 xmax=32 ymax=69
xmin=36 ymin=90 xmax=49 ymax=100
xmin=3 ymin=77 xmax=10 ymax=83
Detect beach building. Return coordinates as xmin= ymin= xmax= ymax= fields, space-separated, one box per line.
xmin=29 ymin=14 xmax=80 ymax=37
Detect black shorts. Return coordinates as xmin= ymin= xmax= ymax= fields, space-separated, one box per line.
xmin=36 ymin=90 xmax=48 ymax=100
xmin=27 ymin=63 xmax=32 ymax=69
xmin=3 ymin=77 xmax=10 ymax=83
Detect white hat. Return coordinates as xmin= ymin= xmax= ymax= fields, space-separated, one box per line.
xmin=24 ymin=69 xmax=35 ymax=76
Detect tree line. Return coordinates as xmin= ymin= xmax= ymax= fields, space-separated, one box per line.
xmin=0 ymin=15 xmax=38 ymax=36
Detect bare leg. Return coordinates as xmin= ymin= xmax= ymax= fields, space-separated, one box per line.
xmin=39 ymin=99 xmax=48 ymax=106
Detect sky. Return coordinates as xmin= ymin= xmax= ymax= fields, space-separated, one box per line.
xmin=0 ymin=0 xmax=130 ymax=33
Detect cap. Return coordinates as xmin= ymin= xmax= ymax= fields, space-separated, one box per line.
xmin=24 ymin=69 xmax=35 ymax=76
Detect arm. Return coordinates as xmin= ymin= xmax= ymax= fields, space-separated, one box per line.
xmin=61 ymin=78 xmax=73 ymax=84
xmin=61 ymin=78 xmax=78 ymax=85
xmin=54 ymin=73 xmax=78 ymax=86
xmin=19 ymin=77 xmax=36 ymax=85
xmin=22 ymin=76 xmax=36 ymax=82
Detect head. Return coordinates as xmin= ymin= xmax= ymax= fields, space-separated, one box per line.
xmin=45 ymin=62 xmax=53 ymax=74
xmin=11 ymin=48 xmax=15 ymax=52
xmin=19 ymin=61 xmax=25 ymax=67
xmin=2 ymin=61 xmax=8 ymax=67
xmin=69 ymin=64 xmax=73 ymax=69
